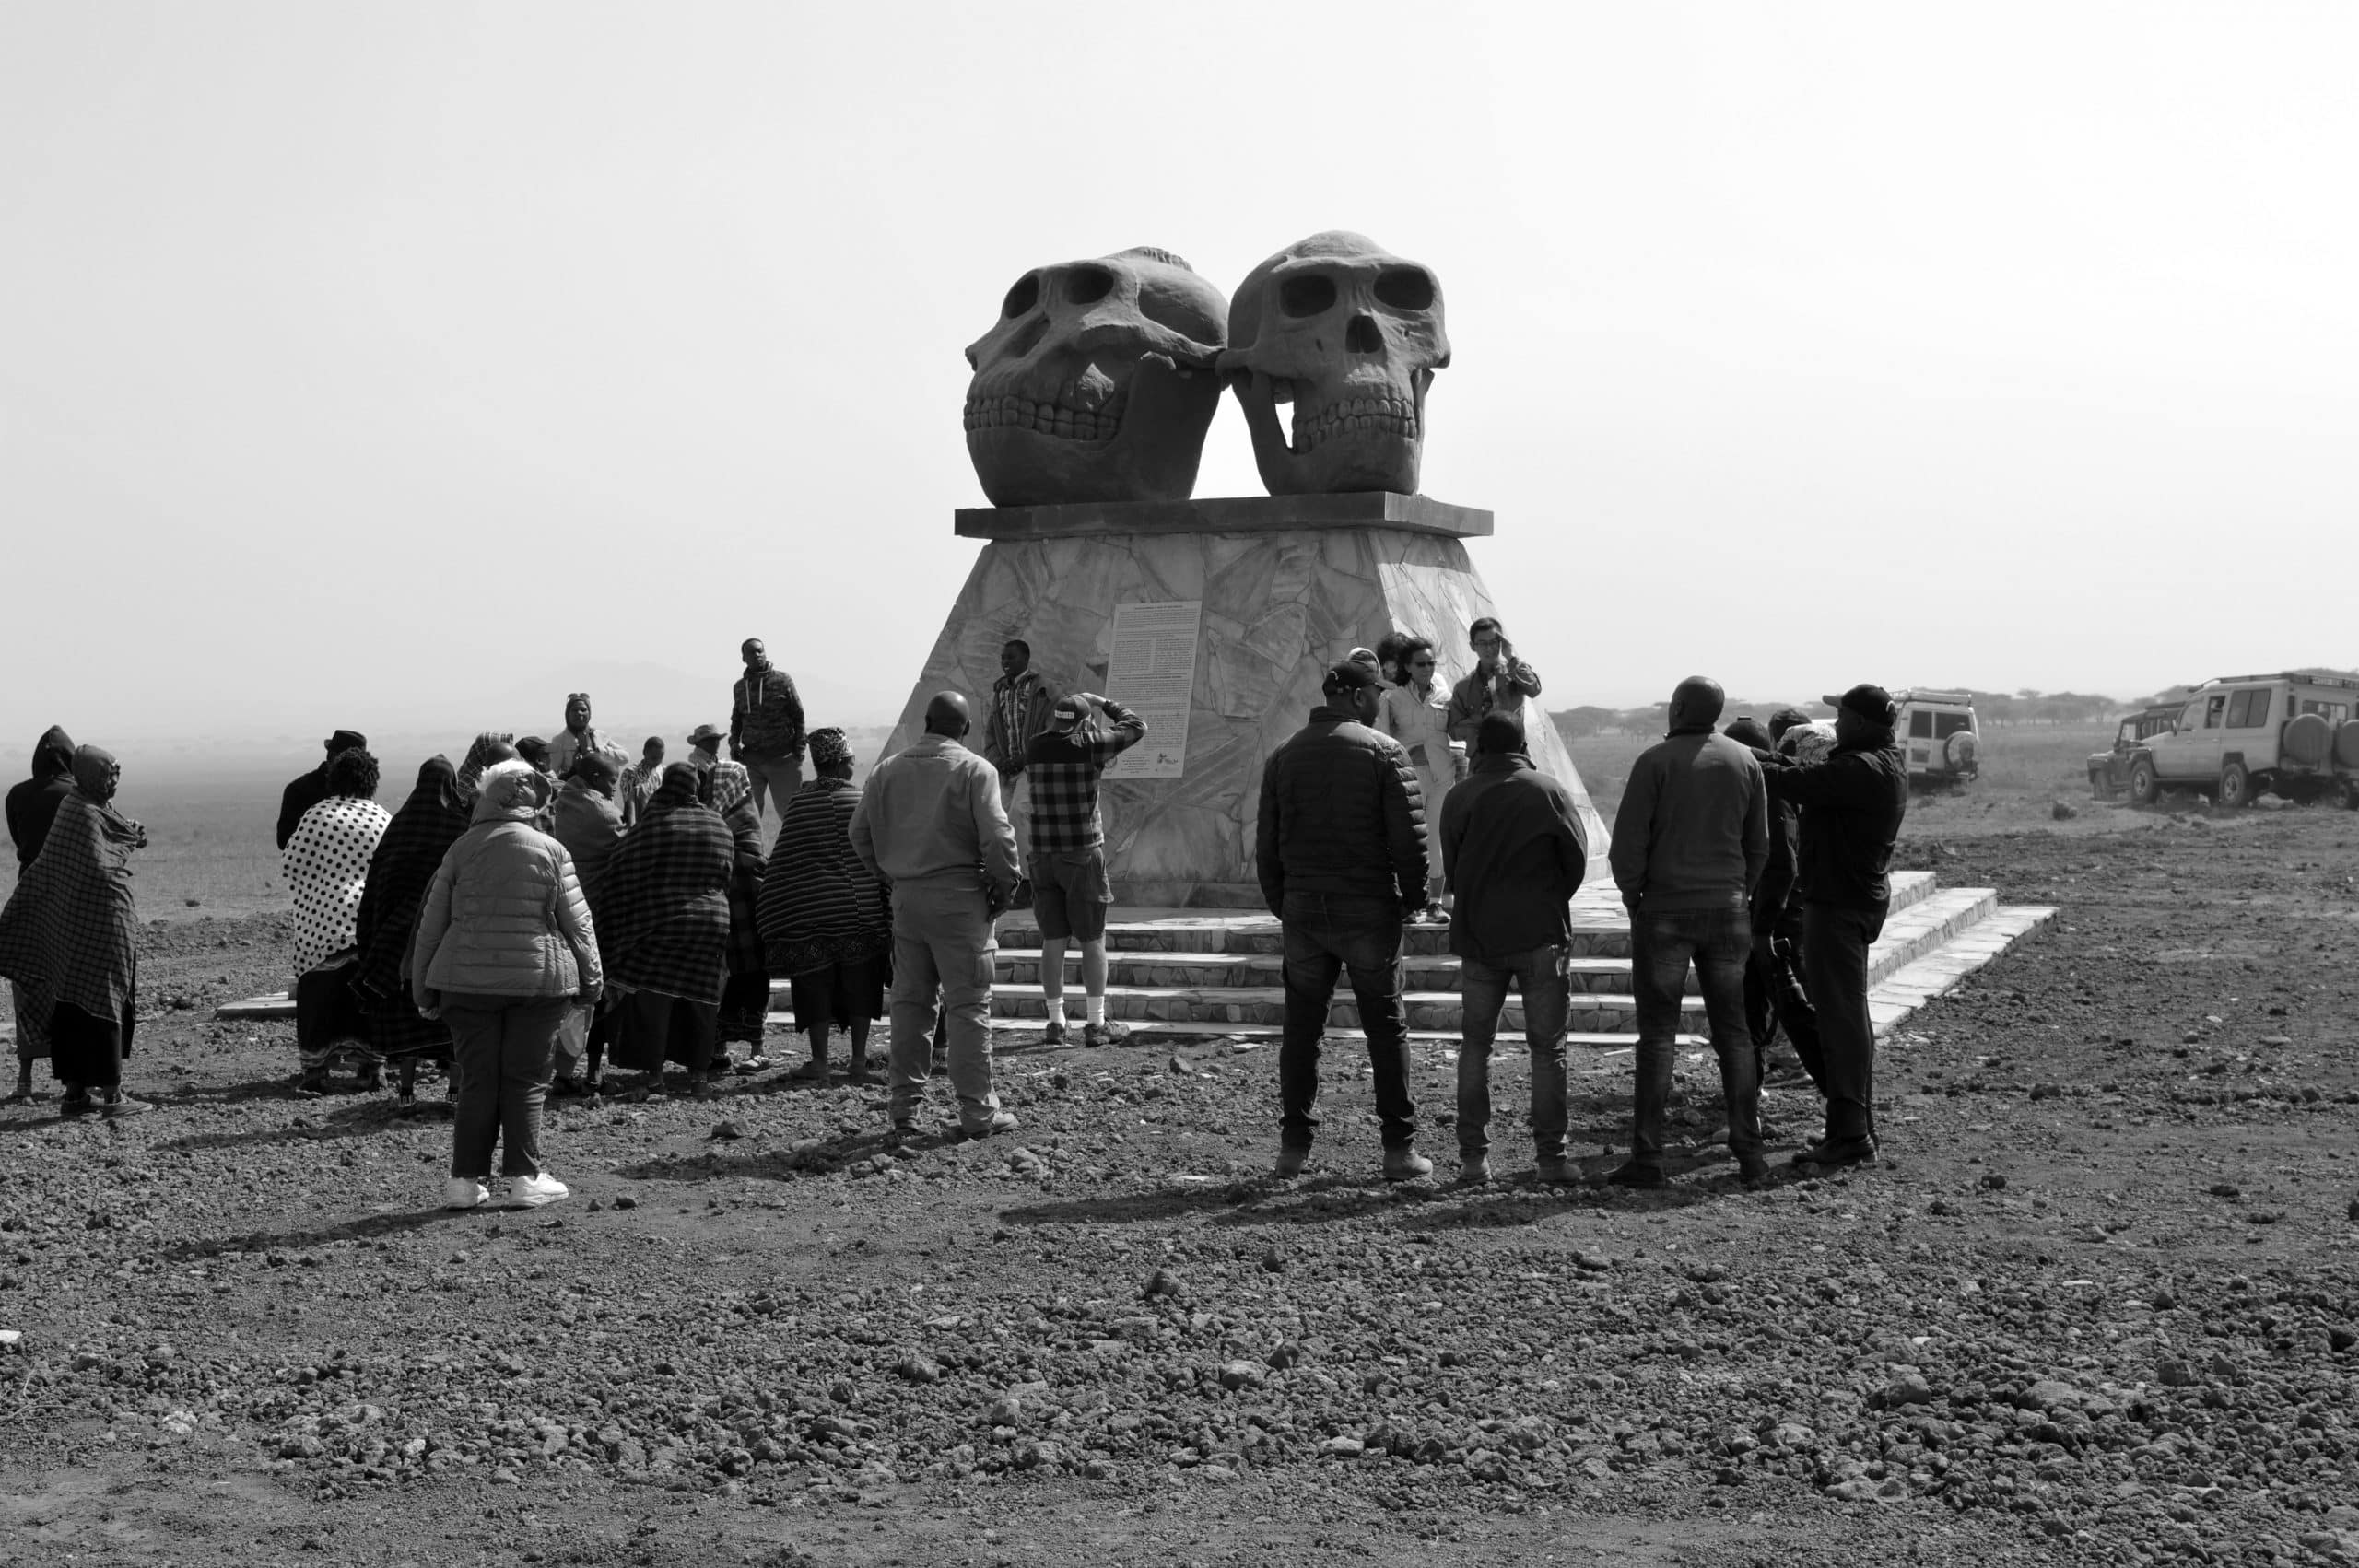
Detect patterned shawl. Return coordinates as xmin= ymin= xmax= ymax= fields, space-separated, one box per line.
xmin=353 ymin=757 xmax=470 ymax=1005
xmin=721 ymin=794 xmax=767 ymax=974
xmin=285 ymin=795 xmax=392 ymax=974
xmin=454 ymin=731 xmax=518 ymax=803
xmin=0 ymin=790 xmax=143 ymax=1025
xmin=594 ymin=764 xmax=734 ymax=1002
xmin=756 ymin=776 xmax=890 ymax=973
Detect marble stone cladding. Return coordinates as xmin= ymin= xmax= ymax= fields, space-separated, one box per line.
xmin=886 ymin=511 xmax=1611 ymax=904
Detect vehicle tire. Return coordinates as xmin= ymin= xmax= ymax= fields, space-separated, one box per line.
xmin=2341 ymin=777 xmax=2359 ymax=812
xmin=1944 ymin=731 xmax=1979 ymax=774
xmin=2128 ymin=758 xmax=2161 ymax=806
xmin=2218 ymin=762 xmax=2252 ymax=808
xmin=2284 ymin=713 xmax=2331 ymax=766
xmin=2337 ymin=722 xmax=2359 ymax=770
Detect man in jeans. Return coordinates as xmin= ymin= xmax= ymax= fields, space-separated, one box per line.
xmin=1439 ymin=713 xmax=1589 ymax=1187
xmin=1255 ymin=661 xmax=1432 ymax=1182
xmin=1759 ymin=684 xmax=1908 ymax=1170
xmin=1606 ymin=676 xmax=1769 ymax=1187
xmin=851 ymin=693 xmax=1025 ymax=1139
xmin=730 ymin=638 xmax=807 ymax=823
xmin=1023 ymin=692 xmax=1147 ymax=1047
xmin=982 ymin=638 xmax=1060 ymax=858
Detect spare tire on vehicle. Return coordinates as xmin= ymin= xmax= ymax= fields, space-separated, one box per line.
xmin=2337 ymin=720 xmax=2359 ymax=770
xmin=1943 ymin=731 xmax=1979 ymax=772
xmin=2283 ymin=711 xmax=2331 ymax=766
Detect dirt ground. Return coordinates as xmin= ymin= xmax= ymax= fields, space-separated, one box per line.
xmin=4 ymin=791 xmax=2357 ymax=1567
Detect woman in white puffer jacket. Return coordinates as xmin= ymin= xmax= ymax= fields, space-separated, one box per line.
xmin=409 ymin=759 xmax=601 ymax=1211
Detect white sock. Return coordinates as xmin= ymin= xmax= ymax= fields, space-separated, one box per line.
xmin=1086 ymin=994 xmax=1108 ymax=1026
xmin=1044 ymin=990 xmax=1068 ymax=1025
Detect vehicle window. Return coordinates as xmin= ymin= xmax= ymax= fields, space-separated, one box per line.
xmin=1908 ymin=710 xmax=1933 ymax=739
xmin=2298 ymin=699 xmax=2350 ymax=722
xmin=2203 ymin=696 xmax=2226 ymax=730
xmin=1933 ymin=712 xmax=1974 ymax=740
xmin=2227 ymin=688 xmax=2271 ymax=729
xmin=2118 ymin=721 xmax=2138 ymax=744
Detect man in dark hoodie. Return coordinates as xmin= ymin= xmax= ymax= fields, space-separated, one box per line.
xmin=276 ymin=730 xmax=367 ymax=850
xmin=7 ymin=726 xmax=76 ymax=869
xmin=1438 ymin=712 xmax=1589 ymax=1187
xmin=6 ymin=726 xmax=76 ymax=1100
xmin=1256 ymin=661 xmax=1433 ymax=1183
xmin=1607 ymin=677 xmax=1769 ymax=1187
xmin=1758 ymin=684 xmax=1909 ymax=1170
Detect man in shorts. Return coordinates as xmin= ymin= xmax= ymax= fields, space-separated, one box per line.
xmin=1023 ymin=692 xmax=1147 ymax=1047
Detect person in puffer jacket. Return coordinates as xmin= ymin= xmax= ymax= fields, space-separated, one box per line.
xmin=409 ymin=759 xmax=600 ymax=1212
xmin=1254 ymin=660 xmax=1433 ymax=1184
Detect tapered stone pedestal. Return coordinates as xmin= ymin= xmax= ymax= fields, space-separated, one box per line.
xmin=886 ymin=493 xmax=1610 ymax=907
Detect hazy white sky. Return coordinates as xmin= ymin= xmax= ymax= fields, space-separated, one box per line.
xmin=5 ymin=1 xmax=2354 ymax=747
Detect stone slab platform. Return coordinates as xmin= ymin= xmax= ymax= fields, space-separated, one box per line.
xmin=956 ymin=491 xmax=1493 ymax=541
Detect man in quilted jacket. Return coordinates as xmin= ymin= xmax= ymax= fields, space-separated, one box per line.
xmin=1255 ymin=661 xmax=1433 ymax=1182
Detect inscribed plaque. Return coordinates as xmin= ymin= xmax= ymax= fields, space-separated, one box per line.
xmin=1102 ymin=600 xmax=1201 ymax=779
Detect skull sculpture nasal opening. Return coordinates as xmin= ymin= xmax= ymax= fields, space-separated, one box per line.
xmin=1217 ymin=231 xmax=1451 ymax=497
xmin=962 ymin=246 xmax=1229 ymax=508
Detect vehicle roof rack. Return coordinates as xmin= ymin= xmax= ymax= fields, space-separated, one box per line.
xmin=2202 ymin=670 xmax=2359 ymax=690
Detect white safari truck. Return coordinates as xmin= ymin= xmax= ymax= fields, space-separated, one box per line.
xmin=2125 ymin=669 xmax=2359 ymax=808
xmin=1895 ymin=689 xmax=1979 ymax=786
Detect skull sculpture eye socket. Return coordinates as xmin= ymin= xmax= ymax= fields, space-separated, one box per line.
xmin=1279 ymin=275 xmax=1336 ymax=318
xmin=1064 ymin=266 xmax=1114 ymax=305
xmin=1373 ymin=267 xmax=1435 ymax=311
xmin=1003 ymin=274 xmax=1041 ymax=318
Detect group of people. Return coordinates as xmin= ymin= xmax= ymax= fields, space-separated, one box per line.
xmin=0 ymin=617 xmax=1907 ymax=1206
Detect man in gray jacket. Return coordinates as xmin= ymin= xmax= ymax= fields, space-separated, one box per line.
xmin=1256 ymin=661 xmax=1433 ymax=1182
xmin=851 ymin=693 xmax=1025 ymax=1139
xmin=1606 ymin=676 xmax=1769 ymax=1187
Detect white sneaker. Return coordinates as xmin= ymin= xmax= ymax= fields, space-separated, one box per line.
xmin=443 ymin=1177 xmax=490 ymax=1211
xmin=507 ymin=1173 xmax=569 ymax=1209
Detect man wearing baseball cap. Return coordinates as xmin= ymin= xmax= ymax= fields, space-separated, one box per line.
xmin=1023 ymin=690 xmax=1148 ymax=1047
xmin=1761 ymin=683 xmax=1908 ymax=1169
xmin=1256 ymin=659 xmax=1434 ymax=1182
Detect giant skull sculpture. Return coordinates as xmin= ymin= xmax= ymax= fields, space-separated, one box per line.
xmin=1219 ymin=232 xmax=1450 ymax=496
xmin=963 ymin=247 xmax=1228 ymax=508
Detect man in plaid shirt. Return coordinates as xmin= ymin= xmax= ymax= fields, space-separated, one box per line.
xmin=1023 ymin=693 xmax=1147 ymax=1047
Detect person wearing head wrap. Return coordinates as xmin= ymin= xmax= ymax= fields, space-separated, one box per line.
xmin=757 ymin=728 xmax=892 ymax=1080
xmin=547 ymin=692 xmax=627 ymax=780
xmin=408 ymin=759 xmax=599 ymax=1210
xmin=704 ymin=761 xmax=774 ymax=1073
xmin=276 ymin=729 xmax=368 ymax=851
xmin=454 ymin=732 xmax=519 ymax=805
xmin=593 ymin=762 xmax=734 ymax=1097
xmin=354 ymin=756 xmax=472 ymax=1106
xmin=1759 ymin=684 xmax=1909 ymax=1170
xmin=5 ymin=725 xmax=76 ymax=1100
xmin=547 ymin=752 xmax=628 ymax=1093
xmin=286 ymin=748 xmax=393 ymax=1094
xmin=0 ymin=745 xmax=150 ymax=1116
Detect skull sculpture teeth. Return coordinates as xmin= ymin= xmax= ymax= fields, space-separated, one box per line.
xmin=1218 ymin=231 xmax=1450 ymax=497
xmin=962 ymin=247 xmax=1228 ymax=508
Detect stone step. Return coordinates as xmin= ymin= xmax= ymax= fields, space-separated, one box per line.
xmin=991 ymin=870 xmax=1942 ymax=958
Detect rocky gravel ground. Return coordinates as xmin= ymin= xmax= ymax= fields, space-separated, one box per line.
xmin=4 ymin=804 xmax=2357 ymax=1566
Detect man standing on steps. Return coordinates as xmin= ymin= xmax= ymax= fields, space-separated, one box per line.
xmin=730 ymin=638 xmax=807 ymax=824
xmin=1606 ymin=676 xmax=1769 ymax=1188
xmin=1439 ymin=713 xmax=1589 ymax=1188
xmin=1023 ymin=692 xmax=1147 ymax=1048
xmin=982 ymin=638 xmax=1060 ymax=858
xmin=851 ymin=693 xmax=1026 ymax=1140
xmin=1256 ymin=661 xmax=1433 ymax=1183
xmin=1757 ymin=684 xmax=1908 ymax=1171
xmin=1445 ymin=617 xmax=1543 ymax=746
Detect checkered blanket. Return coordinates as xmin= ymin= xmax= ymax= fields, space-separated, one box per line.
xmin=0 ymin=792 xmax=141 ymax=1026
xmin=593 ymin=798 xmax=734 ymax=1002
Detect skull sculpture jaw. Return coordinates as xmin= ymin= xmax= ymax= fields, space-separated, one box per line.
xmin=1218 ymin=231 xmax=1451 ymax=497
xmin=963 ymin=248 xmax=1228 ymax=509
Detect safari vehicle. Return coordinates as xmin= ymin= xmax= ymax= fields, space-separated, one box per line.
xmin=2088 ymin=703 xmax=2186 ymax=798
xmin=1895 ymin=689 xmax=1978 ymax=786
xmin=2125 ymin=669 xmax=2359 ymax=808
